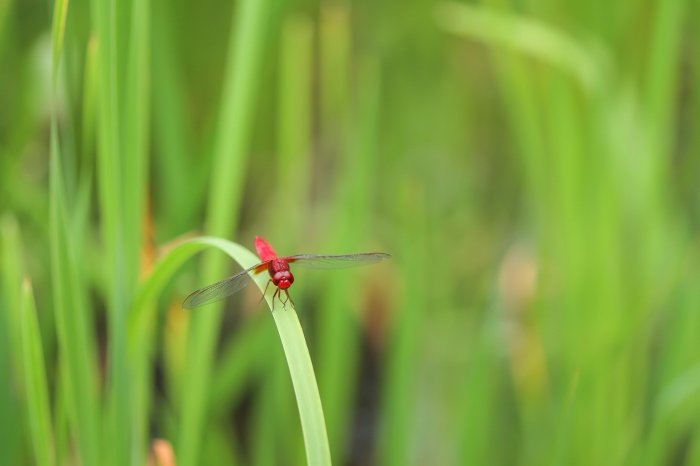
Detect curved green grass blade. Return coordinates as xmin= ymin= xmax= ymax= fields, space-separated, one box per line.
xmin=127 ymin=237 xmax=331 ymax=466
xmin=435 ymin=2 xmax=607 ymax=92
xmin=20 ymin=279 xmax=56 ymax=466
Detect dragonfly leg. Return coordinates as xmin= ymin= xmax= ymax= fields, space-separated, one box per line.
xmin=284 ymin=290 xmax=295 ymax=310
xmin=258 ymin=280 xmax=273 ymax=307
xmin=271 ymin=288 xmax=279 ymax=310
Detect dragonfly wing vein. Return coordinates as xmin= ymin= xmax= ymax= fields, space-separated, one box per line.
xmin=284 ymin=253 xmax=391 ymax=269
xmin=182 ymin=263 xmax=261 ymax=309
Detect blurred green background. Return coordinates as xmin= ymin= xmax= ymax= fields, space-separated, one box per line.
xmin=1 ymin=0 xmax=699 ymax=464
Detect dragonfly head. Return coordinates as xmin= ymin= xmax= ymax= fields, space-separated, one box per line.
xmin=272 ymin=270 xmax=294 ymax=290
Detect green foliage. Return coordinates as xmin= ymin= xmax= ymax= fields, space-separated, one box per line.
xmin=20 ymin=279 xmax=56 ymax=466
xmin=1 ymin=0 xmax=699 ymax=464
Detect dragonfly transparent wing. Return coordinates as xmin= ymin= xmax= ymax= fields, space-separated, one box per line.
xmin=182 ymin=262 xmax=268 ymax=310
xmin=283 ymin=252 xmax=391 ymax=269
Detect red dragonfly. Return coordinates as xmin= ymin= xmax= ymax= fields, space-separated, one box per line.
xmin=182 ymin=236 xmax=390 ymax=310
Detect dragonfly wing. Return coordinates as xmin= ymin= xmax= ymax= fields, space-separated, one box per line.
xmin=283 ymin=252 xmax=391 ymax=269
xmin=182 ymin=262 xmax=267 ymax=310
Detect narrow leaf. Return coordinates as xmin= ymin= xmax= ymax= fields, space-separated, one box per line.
xmin=49 ymin=122 xmax=99 ymax=465
xmin=20 ymin=279 xmax=56 ymax=466
xmin=51 ymin=0 xmax=69 ymax=86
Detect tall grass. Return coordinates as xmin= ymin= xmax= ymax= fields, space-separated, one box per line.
xmin=0 ymin=0 xmax=698 ymax=465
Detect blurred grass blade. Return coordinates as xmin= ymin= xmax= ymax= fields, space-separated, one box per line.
xmin=655 ymin=364 xmax=700 ymax=418
xmin=0 ymin=214 xmax=25 ymax=380
xmin=51 ymin=0 xmax=104 ymax=462
xmin=0 ymin=213 xmax=26 ymax=465
xmin=378 ymin=182 xmax=427 ymax=466
xmin=124 ymin=0 xmax=151 ymax=289
xmin=152 ymin=0 xmax=198 ymax=237
xmin=276 ymin=15 xmax=313 ymax=225
xmin=51 ymin=0 xmax=69 ymax=87
xmin=90 ymin=0 xmax=149 ymax=461
xmin=122 ymin=0 xmax=151 ymax=460
xmin=49 ymin=123 xmax=99 ymax=466
xmin=20 ymin=279 xmax=56 ymax=466
xmin=455 ymin=326 xmax=501 ymax=465
xmin=210 ymin=321 xmax=269 ymax=412
xmin=315 ymin=56 xmax=381 ymax=462
xmin=320 ymin=5 xmax=350 ymax=133
xmin=0 ymin=0 xmax=13 ymax=49
xmin=80 ymin=37 xmax=98 ymax=175
xmin=435 ymin=1 xmax=606 ymax=92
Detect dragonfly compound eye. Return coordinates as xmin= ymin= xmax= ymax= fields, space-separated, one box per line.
xmin=272 ymin=271 xmax=292 ymax=284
